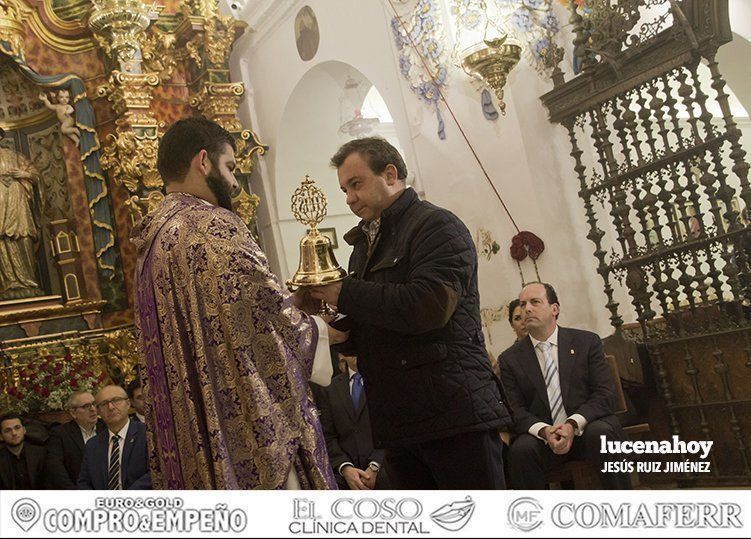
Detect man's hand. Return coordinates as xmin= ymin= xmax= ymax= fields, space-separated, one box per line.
xmin=361 ymin=468 xmax=378 ymax=490
xmin=341 ymin=465 xmax=371 ymax=490
xmin=310 ymin=282 xmax=343 ymax=308
xmin=548 ymin=422 xmax=574 ymax=455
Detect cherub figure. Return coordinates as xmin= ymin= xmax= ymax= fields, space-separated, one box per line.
xmin=39 ymin=89 xmax=80 ymax=146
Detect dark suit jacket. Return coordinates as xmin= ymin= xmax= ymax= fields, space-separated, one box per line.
xmin=319 ymin=372 xmax=387 ymax=488
xmin=499 ymin=327 xmax=619 ymax=434
xmin=77 ymin=420 xmax=151 ymax=490
xmin=0 ymin=443 xmax=46 ymax=489
xmin=46 ymin=420 xmax=106 ymax=489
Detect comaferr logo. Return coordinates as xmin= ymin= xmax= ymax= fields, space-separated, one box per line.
xmin=508 ymin=497 xmax=543 ymax=532
xmin=551 ymin=502 xmax=743 ymax=529
xmin=430 ymin=497 xmax=476 ymax=532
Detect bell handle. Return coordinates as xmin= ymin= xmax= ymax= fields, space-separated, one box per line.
xmin=318 ymin=300 xmax=337 ymax=317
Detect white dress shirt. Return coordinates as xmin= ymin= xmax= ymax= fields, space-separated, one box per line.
xmin=528 ymin=326 xmax=588 ymax=441
xmin=347 ymin=367 xmax=358 ymax=393
xmin=107 ymin=419 xmax=130 ymax=489
xmin=79 ymin=424 xmax=97 ymax=444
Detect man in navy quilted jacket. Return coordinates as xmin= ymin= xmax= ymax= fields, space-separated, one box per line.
xmin=311 ymin=137 xmax=512 ymax=489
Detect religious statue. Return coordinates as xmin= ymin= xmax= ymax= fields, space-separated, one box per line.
xmin=39 ymin=89 xmax=80 ymax=146
xmin=0 ymin=127 xmax=44 ymax=301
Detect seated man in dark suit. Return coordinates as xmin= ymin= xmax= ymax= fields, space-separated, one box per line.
xmin=0 ymin=413 xmax=46 ymax=489
xmin=311 ymin=347 xmax=348 ymax=409
xmin=499 ymin=282 xmax=631 ymax=489
xmin=318 ymin=349 xmax=388 ymax=490
xmin=46 ymin=391 xmax=105 ymax=489
xmin=78 ymin=385 xmax=151 ymax=490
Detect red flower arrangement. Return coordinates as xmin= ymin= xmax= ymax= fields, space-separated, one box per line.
xmin=510 ymin=231 xmax=545 ymax=262
xmin=6 ymin=351 xmax=108 ymax=414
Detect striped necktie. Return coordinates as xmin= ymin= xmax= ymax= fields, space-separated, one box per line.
xmin=108 ymin=434 xmax=121 ymax=490
xmin=538 ymin=341 xmax=567 ymax=425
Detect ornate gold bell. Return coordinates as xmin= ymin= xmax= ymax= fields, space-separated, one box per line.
xmin=287 ymin=175 xmax=346 ymax=290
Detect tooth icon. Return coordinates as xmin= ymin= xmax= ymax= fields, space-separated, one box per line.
xmin=430 ymin=496 xmax=475 ymax=532
xmin=11 ymin=498 xmax=41 ymax=532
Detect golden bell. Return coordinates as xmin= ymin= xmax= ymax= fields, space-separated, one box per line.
xmin=286 ymin=174 xmax=347 ymax=290
xmin=288 ymin=230 xmax=347 ymax=289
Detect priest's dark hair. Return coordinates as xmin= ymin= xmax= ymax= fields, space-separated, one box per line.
xmin=157 ymin=117 xmax=236 ymax=184
xmin=330 ymin=137 xmax=408 ymax=180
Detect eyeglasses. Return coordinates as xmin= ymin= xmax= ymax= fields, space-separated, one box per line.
xmin=71 ymin=402 xmax=96 ymax=411
xmin=95 ymin=397 xmax=130 ymax=410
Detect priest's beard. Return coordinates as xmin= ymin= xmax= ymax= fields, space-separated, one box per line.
xmin=206 ymin=167 xmax=235 ymax=211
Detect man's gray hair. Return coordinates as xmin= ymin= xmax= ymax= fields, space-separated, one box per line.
xmin=66 ymin=390 xmax=93 ymax=410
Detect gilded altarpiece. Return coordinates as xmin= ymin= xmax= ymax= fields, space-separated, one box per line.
xmin=0 ymin=0 xmax=264 ymax=415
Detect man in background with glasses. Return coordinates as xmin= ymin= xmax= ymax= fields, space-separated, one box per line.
xmin=77 ymin=385 xmax=151 ymax=490
xmin=45 ymin=391 xmax=105 ymax=489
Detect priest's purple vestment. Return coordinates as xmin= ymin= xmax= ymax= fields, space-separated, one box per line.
xmin=132 ymin=192 xmax=336 ymax=489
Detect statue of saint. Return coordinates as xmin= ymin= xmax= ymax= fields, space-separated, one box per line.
xmin=0 ymin=127 xmax=44 ymax=300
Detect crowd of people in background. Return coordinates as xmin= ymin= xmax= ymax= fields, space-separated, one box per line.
xmin=0 ymin=382 xmax=149 ymax=490
xmin=1 ymin=280 xmax=632 ymax=491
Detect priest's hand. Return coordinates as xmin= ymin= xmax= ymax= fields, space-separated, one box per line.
xmin=342 ymin=466 xmax=371 ymax=490
xmin=310 ymin=282 xmax=342 ymax=308
xmin=292 ymin=288 xmax=319 ymax=314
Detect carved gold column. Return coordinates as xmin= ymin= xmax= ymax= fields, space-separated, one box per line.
xmin=89 ymin=0 xmax=164 ymax=224
xmin=0 ymin=0 xmax=24 ymax=59
xmin=88 ymin=0 xmax=158 ymax=74
xmin=179 ymin=0 xmax=265 ymax=229
xmin=97 ymin=72 xmax=163 ymax=224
